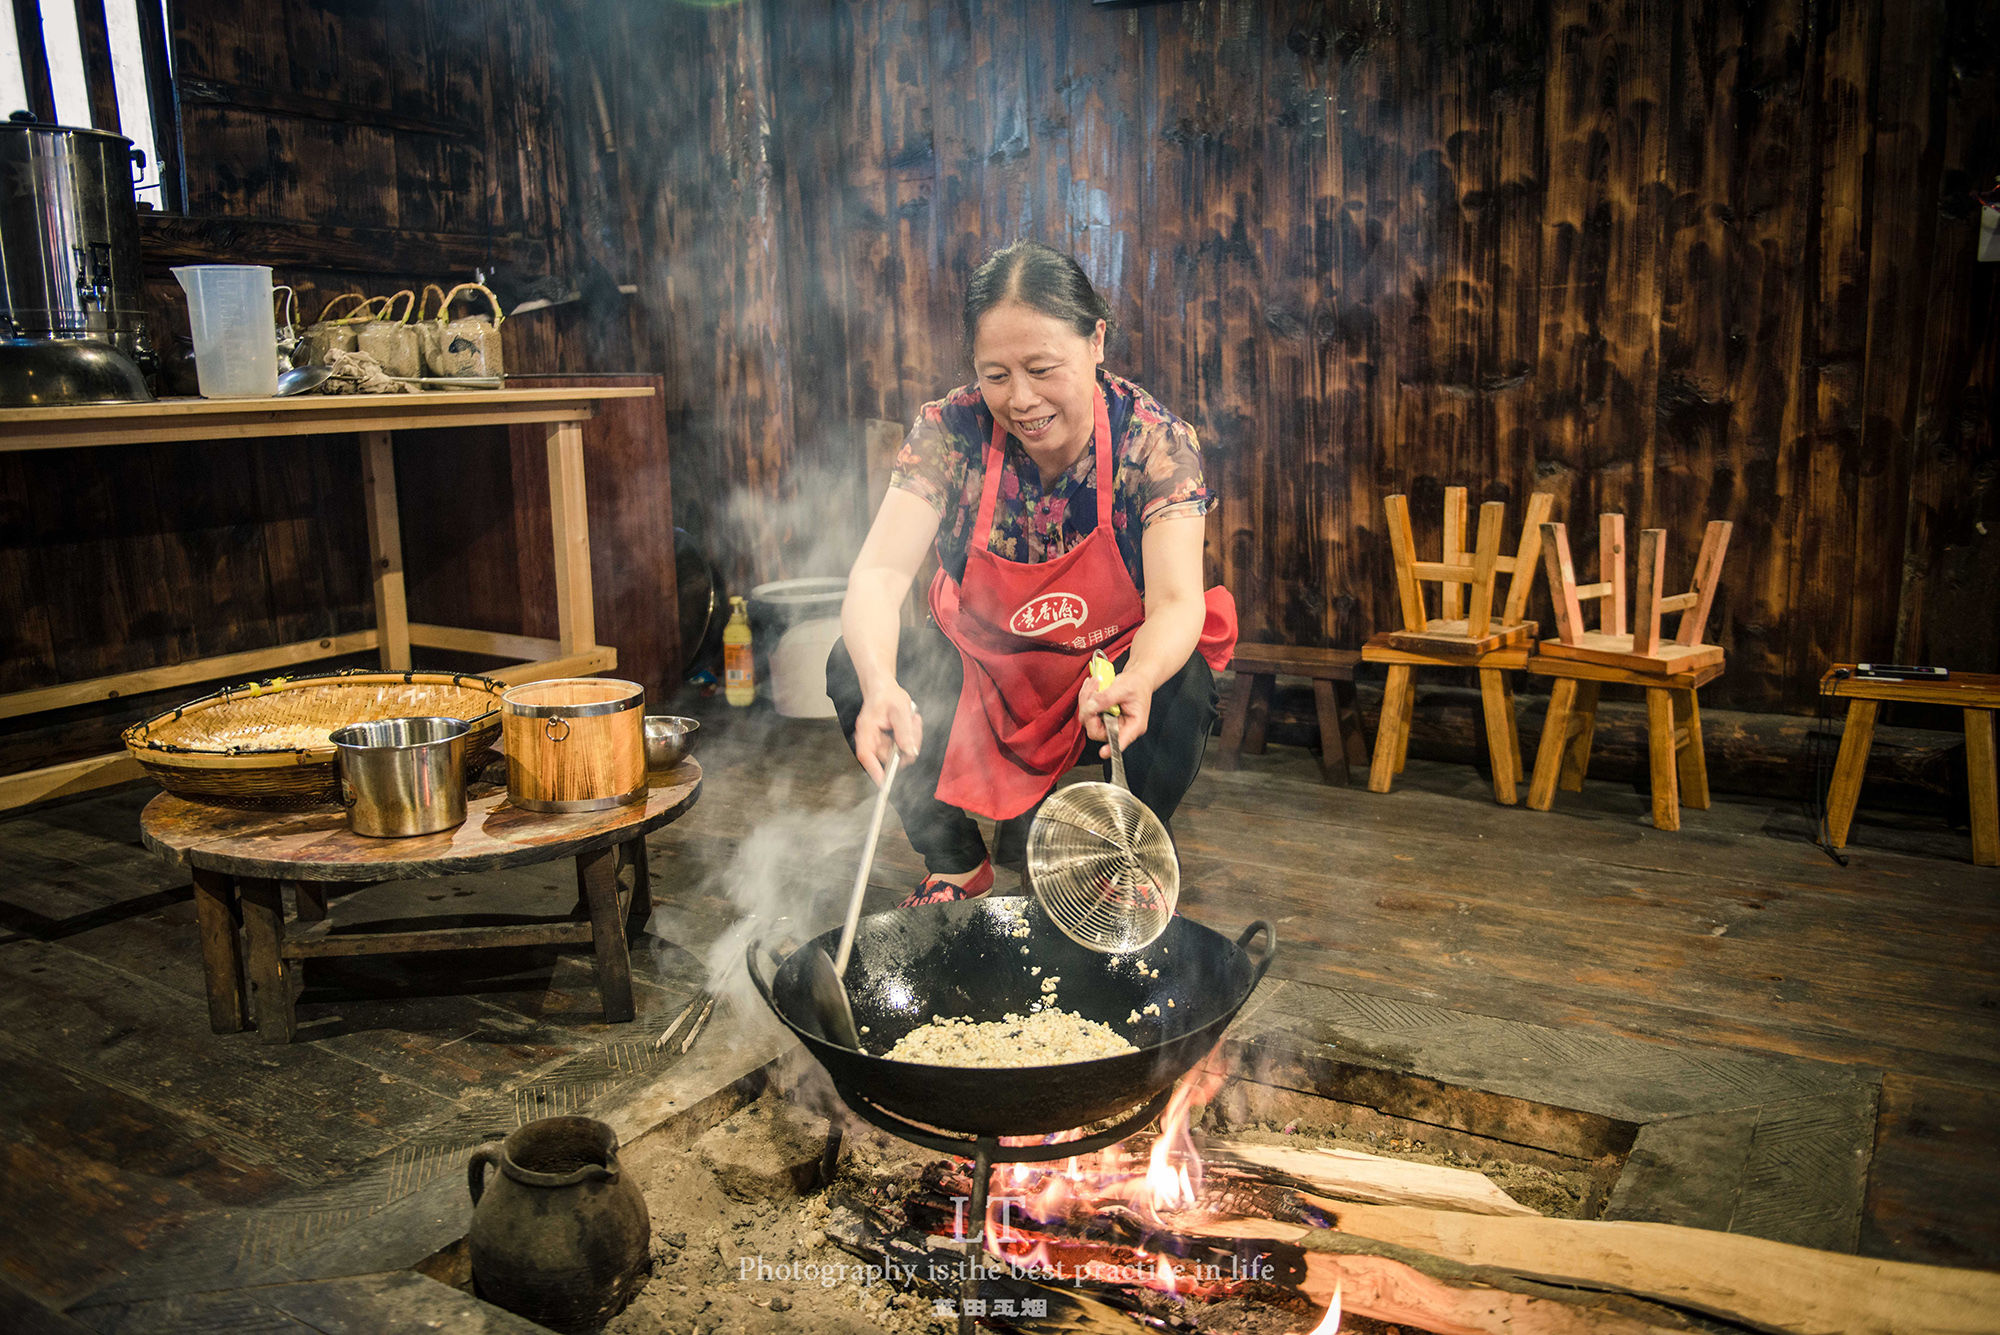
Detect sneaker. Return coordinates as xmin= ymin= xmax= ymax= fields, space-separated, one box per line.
xmin=898 ymin=860 xmax=995 ymax=909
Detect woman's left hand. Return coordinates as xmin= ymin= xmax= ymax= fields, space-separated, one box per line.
xmin=1079 ymin=666 xmax=1150 ymax=757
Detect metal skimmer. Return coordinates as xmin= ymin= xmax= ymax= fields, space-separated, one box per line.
xmin=1027 ymin=653 xmax=1179 ymax=952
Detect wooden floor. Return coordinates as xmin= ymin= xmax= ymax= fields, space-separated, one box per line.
xmin=0 ymin=694 xmax=1995 ymax=1329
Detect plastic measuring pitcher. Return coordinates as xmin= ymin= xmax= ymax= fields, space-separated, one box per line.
xmin=172 ymin=264 xmax=279 ymax=397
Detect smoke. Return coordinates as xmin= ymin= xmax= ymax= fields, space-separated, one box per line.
xmin=718 ymin=457 xmax=873 ymax=591
xmin=642 ymin=721 xmax=891 ymax=1057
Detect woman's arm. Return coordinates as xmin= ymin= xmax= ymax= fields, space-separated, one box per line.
xmin=841 ymin=487 xmax=943 ymax=781
xmin=1081 ymin=511 xmax=1207 ymax=752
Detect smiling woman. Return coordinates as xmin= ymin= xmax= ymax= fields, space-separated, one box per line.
xmin=826 ymin=240 xmax=1238 ymax=909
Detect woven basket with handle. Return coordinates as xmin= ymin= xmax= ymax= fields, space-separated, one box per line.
xmin=122 ymin=669 xmax=507 ymax=811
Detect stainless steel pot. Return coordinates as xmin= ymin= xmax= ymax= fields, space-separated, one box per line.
xmin=331 ymin=716 xmax=470 ymax=837
xmin=0 ymin=118 xmax=151 ymax=370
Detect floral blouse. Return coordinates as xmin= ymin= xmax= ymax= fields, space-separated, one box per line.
xmin=888 ymin=368 xmax=1212 ymax=592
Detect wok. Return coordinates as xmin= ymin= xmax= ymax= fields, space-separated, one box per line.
xmin=748 ymin=896 xmax=1274 ymax=1138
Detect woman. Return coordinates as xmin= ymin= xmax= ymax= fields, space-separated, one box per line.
xmin=827 ymin=241 xmax=1236 ymax=907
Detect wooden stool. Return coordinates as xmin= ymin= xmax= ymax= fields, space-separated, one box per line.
xmin=1528 ymin=657 xmax=1723 ymax=831
xmin=140 ymin=766 xmax=701 ymax=1042
xmin=1527 ymin=516 xmax=1733 ymax=830
xmin=1363 ymin=485 xmax=1554 ymax=804
xmin=1821 ymin=666 xmax=2000 ymax=866
xmin=1215 ymin=643 xmax=1366 ymax=783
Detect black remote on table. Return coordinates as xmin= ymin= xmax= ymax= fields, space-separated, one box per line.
xmin=1853 ymin=663 xmax=1950 ymax=680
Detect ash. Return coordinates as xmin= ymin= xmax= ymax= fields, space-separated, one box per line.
xmin=605 ymin=1092 xmax=950 ymax=1335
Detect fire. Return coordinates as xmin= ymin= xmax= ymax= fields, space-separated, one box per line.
xmin=983 ymin=1055 xmax=1237 ymax=1296
xmin=1301 ymin=1279 xmax=1342 ymax=1334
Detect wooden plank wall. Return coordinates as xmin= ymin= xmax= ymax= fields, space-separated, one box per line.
xmin=0 ymin=0 xmax=636 ymax=770
xmin=605 ymin=0 xmax=1998 ymax=713
xmin=4 ymin=0 xmax=1993 ymax=770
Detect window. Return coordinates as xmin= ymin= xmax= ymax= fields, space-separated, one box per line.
xmin=4 ymin=0 xmax=177 ymax=210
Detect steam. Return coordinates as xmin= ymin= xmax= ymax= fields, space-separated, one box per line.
xmin=718 ymin=458 xmax=873 ymax=591
xmin=641 ymin=713 xmax=891 ymax=1057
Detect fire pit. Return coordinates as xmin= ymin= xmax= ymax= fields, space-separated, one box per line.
xmin=746 ymin=897 xmax=1278 ymax=1332
xmin=579 ymin=986 xmax=2000 ymax=1335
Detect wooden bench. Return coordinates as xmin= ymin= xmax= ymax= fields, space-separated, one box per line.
xmin=1821 ymin=666 xmax=2000 ymax=867
xmin=1215 ymin=643 xmax=1366 ymax=783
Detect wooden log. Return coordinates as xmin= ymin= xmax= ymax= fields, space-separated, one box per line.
xmin=1201 ymin=1140 xmax=1539 ymax=1217
xmin=1199 ymin=1201 xmax=2000 ymax=1335
xmin=1293 ymin=1250 xmax=1675 ymax=1335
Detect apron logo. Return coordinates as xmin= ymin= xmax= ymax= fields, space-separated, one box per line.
xmin=1010 ymin=592 xmax=1089 ymax=638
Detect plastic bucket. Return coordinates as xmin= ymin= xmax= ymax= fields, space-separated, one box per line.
xmin=748 ymin=578 xmax=847 ymax=718
xmin=171 ymin=264 xmax=278 ymax=397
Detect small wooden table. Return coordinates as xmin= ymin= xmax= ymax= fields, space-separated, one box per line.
xmin=0 ymin=387 xmax=653 ymax=813
xmin=1820 ymin=667 xmax=1999 ymax=866
xmin=140 ymin=761 xmax=701 ymax=1041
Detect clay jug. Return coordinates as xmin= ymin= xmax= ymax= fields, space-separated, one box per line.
xmin=467 ymin=1116 xmax=651 ymax=1332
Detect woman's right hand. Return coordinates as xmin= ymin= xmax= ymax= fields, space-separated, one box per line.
xmin=855 ymin=685 xmax=922 ymax=785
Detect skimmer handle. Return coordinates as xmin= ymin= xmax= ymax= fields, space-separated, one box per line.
xmin=1089 ymin=651 xmax=1128 ymax=790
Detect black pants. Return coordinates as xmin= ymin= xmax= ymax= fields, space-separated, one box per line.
xmin=826 ymin=619 xmax=1218 ymax=876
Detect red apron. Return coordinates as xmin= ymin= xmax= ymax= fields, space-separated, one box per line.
xmin=930 ymin=386 xmax=1237 ymax=819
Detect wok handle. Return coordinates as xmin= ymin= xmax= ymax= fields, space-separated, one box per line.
xmin=744 ymin=936 xmax=784 ymax=1009
xmin=1235 ymin=920 xmax=1276 ymax=986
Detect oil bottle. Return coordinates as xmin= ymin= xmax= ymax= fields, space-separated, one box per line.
xmin=723 ymin=596 xmax=755 ymax=707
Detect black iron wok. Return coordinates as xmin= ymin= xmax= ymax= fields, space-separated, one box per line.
xmin=748 ymin=896 xmax=1274 ymax=1138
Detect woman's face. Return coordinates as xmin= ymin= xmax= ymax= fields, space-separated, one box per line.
xmin=971 ymin=301 xmax=1106 ymax=470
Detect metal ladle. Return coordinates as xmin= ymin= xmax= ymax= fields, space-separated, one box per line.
xmin=275 ymin=364 xmax=332 ymax=396
xmin=807 ymin=748 xmax=900 ymax=1049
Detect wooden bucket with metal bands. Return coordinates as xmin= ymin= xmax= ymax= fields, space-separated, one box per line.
xmin=500 ymin=678 xmax=647 ymax=813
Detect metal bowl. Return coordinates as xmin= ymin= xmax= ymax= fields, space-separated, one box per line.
xmin=0 ymin=336 xmax=154 ymax=407
xmin=643 ymin=715 xmax=699 ymax=770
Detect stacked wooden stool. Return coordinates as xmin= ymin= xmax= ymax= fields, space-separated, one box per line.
xmin=1362 ymin=487 xmax=1553 ymax=805
xmin=1526 ymin=515 xmax=1733 ymax=831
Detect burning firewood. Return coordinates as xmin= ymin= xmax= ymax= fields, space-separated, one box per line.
xmin=827 ymin=1133 xmax=2000 ymax=1335
xmin=1197 ymin=1203 xmax=2000 ymax=1335
xmin=1199 ymin=1141 xmax=1541 ymax=1217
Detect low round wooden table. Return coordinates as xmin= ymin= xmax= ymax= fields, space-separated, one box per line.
xmin=141 ymin=761 xmax=701 ymax=1042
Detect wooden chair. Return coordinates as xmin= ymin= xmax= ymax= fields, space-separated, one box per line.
xmin=1215 ymin=643 xmax=1367 ymax=783
xmin=1527 ymin=517 xmax=1733 ymax=830
xmin=1363 ymin=487 xmax=1555 ymax=804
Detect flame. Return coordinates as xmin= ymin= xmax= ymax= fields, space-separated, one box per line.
xmin=982 ymin=1054 xmax=1240 ymax=1295
xmin=1299 ymin=1279 xmax=1342 ymax=1334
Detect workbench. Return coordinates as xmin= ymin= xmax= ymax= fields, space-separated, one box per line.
xmin=0 ymin=387 xmax=654 ymax=812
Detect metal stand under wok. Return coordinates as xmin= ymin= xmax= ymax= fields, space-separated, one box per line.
xmin=828 ymin=1086 xmax=1176 ymax=1335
